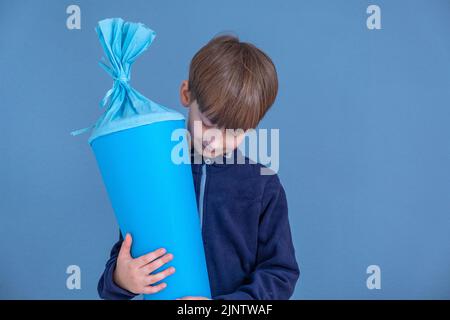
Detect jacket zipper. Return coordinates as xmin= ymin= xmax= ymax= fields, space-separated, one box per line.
xmin=198 ymin=163 xmax=207 ymax=230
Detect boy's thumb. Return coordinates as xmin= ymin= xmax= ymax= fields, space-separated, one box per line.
xmin=120 ymin=233 xmax=132 ymax=258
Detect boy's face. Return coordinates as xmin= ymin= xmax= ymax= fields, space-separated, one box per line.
xmin=180 ymin=80 xmax=246 ymax=159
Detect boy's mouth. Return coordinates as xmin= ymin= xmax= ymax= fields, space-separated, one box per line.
xmin=196 ymin=140 xmax=218 ymax=158
xmin=203 ymin=146 xmax=216 ymax=157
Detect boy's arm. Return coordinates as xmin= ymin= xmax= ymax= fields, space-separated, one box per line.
xmin=214 ymin=176 xmax=300 ymax=300
xmin=97 ymin=232 xmax=138 ymax=300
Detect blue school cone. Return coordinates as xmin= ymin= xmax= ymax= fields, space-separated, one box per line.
xmin=72 ymin=18 xmax=211 ymax=300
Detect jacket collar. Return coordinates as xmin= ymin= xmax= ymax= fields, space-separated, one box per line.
xmin=190 ymin=148 xmax=248 ymax=173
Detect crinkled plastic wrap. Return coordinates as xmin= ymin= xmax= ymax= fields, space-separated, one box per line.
xmin=72 ymin=18 xmax=211 ymax=300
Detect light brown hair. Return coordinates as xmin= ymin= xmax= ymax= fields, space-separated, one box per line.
xmin=188 ymin=34 xmax=278 ymax=130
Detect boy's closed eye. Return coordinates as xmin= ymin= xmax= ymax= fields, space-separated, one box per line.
xmin=199 ymin=113 xmax=216 ymax=129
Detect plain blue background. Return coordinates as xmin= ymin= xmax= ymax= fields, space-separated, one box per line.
xmin=0 ymin=0 xmax=449 ymax=299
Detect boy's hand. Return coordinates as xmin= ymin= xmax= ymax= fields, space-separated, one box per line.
xmin=176 ymin=296 xmax=211 ymax=300
xmin=113 ymin=233 xmax=176 ymax=295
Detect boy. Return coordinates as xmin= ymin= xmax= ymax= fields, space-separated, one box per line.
xmin=98 ymin=34 xmax=300 ymax=300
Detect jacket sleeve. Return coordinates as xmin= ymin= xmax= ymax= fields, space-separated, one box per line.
xmin=97 ymin=232 xmax=138 ymax=300
xmin=214 ymin=175 xmax=300 ymax=300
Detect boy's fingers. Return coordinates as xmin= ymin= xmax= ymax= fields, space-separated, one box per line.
xmin=142 ymin=282 xmax=167 ymax=295
xmin=141 ymin=253 xmax=174 ymax=274
xmin=134 ymin=247 xmax=167 ymax=267
xmin=119 ymin=233 xmax=132 ymax=259
xmin=146 ymin=266 xmax=176 ymax=285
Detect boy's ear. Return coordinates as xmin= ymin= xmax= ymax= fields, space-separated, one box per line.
xmin=180 ymin=80 xmax=191 ymax=108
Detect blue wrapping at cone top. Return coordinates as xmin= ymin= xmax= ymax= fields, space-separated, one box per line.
xmin=72 ymin=18 xmax=211 ymax=299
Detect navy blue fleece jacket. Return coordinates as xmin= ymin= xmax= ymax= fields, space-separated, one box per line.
xmin=98 ymin=150 xmax=300 ymax=299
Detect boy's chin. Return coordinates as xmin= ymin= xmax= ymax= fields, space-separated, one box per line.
xmin=193 ymin=145 xmax=224 ymax=159
xmin=203 ymin=149 xmax=224 ymax=159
